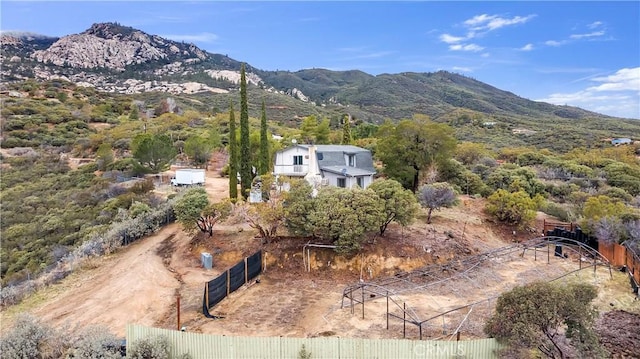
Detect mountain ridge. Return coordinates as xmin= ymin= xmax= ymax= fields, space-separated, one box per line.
xmin=0 ymin=22 xmax=632 ymax=124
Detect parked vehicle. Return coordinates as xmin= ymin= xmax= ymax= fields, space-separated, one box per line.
xmin=171 ymin=169 xmax=205 ymax=186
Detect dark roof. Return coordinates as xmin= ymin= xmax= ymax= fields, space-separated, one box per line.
xmin=321 ymin=166 xmax=376 ymax=176
xmin=298 ymin=144 xmax=370 ymax=154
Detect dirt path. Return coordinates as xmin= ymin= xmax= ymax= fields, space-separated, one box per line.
xmin=33 ymin=224 xmax=183 ymax=337
xmin=2 ymin=170 xmax=233 ymax=337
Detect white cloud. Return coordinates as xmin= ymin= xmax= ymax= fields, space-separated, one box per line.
xmin=545 ymin=22 xmax=607 ymax=47
xmin=539 ymin=67 xmax=640 ymax=119
xmin=570 ymin=31 xmax=605 ymax=40
xmin=536 ymin=67 xmax=599 ymax=75
xmin=336 ymin=46 xmax=367 ymax=53
xmin=520 ymin=43 xmax=534 ymax=51
xmin=162 ymin=32 xmax=218 ymax=43
xmin=296 ymin=17 xmax=320 ymax=23
xmin=452 ymin=66 xmax=473 ymax=73
xmin=449 ymin=43 xmax=484 ymax=52
xmin=440 ymin=33 xmax=465 ymax=44
xmin=545 ymin=40 xmax=568 ymax=47
xmin=440 ymin=13 xmax=535 ymax=52
xmin=588 ymin=21 xmax=603 ymax=29
xmin=153 ymin=15 xmax=188 ymax=23
xmin=350 ymin=51 xmax=394 ymax=59
xmin=589 ymin=67 xmax=640 ymax=92
xmin=464 ymin=14 xmax=536 ymax=31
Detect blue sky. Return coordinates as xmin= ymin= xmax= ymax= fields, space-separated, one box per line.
xmin=2 ymin=1 xmax=639 ymax=119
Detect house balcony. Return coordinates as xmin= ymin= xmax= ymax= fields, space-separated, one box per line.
xmin=273 ymin=164 xmax=308 ymax=176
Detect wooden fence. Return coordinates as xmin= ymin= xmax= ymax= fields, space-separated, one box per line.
xmin=542 ymin=219 xmax=576 ymax=234
xmin=625 ymin=244 xmax=640 ymax=291
xmin=598 ymin=240 xmax=640 ymax=294
xmin=126 ymin=324 xmax=502 ymax=359
xmin=598 ymin=242 xmax=628 ymax=267
xmin=542 ymin=220 xmax=639 ymax=295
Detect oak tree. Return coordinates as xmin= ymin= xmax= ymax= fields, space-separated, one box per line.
xmin=485 ymin=281 xmax=604 ymax=359
xmin=310 ymin=187 xmax=384 ymax=254
xmin=368 ymin=179 xmax=419 ymax=235
xmin=376 ymin=117 xmax=456 ymax=192
xmin=131 ymin=133 xmax=177 ymax=173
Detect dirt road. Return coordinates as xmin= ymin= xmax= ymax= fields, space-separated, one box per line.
xmin=2 ymin=169 xmax=232 ymax=337
xmin=33 ymin=224 xmax=183 ymax=336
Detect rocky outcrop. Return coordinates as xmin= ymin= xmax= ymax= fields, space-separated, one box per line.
xmin=31 ymin=22 xmax=208 ymax=71
xmin=288 ymin=88 xmax=310 ymax=102
xmin=32 ymin=33 xmax=165 ymax=70
xmin=2 ymin=23 xmax=313 ymax=104
xmin=205 ymin=69 xmax=262 ymax=86
xmin=0 ymin=35 xmax=22 ymax=47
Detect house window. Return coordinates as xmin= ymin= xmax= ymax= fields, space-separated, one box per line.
xmin=337 ymin=178 xmax=346 ymax=188
xmin=357 ymin=177 xmax=364 ymax=188
xmin=348 ymin=155 xmax=355 ymax=167
xmin=293 ymin=155 xmax=303 ymax=165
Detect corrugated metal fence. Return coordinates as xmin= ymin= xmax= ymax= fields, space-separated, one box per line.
xmin=127 ymin=325 xmax=501 ymax=359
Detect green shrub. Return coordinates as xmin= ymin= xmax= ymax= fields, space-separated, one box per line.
xmin=540 ymin=201 xmax=573 ymax=222
xmin=486 ymin=189 xmax=538 ymax=228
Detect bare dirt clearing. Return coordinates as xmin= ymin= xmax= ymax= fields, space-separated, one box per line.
xmin=2 ymin=168 xmax=637 ymax=342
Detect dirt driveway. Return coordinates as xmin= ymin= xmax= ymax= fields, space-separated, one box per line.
xmin=1 ymin=170 xmax=232 ymax=337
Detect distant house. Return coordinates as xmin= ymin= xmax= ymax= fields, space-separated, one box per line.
xmin=273 ymin=144 xmax=376 ymax=189
xmin=611 ymin=138 xmax=632 ymax=146
xmin=482 ymin=121 xmax=496 ymax=128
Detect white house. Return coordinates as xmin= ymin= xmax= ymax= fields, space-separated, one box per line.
xmin=273 ymin=144 xmax=376 ymax=189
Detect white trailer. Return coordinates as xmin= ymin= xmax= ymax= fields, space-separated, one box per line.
xmin=171 ymin=169 xmax=205 ymax=186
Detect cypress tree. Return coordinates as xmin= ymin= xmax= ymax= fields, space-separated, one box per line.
xmin=239 ymin=63 xmax=251 ymax=199
xmin=259 ymin=99 xmax=270 ymax=175
xmin=228 ymin=102 xmax=238 ymax=200
xmin=342 ymin=114 xmax=352 ymax=145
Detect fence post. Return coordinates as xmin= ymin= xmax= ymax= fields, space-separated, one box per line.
xmin=244 ymin=257 xmax=248 ymax=284
xmin=263 ymin=252 xmax=267 ymax=273
xmin=386 ymin=291 xmax=389 ymax=330
xmin=350 ymin=289 xmax=354 ymax=315
xmin=362 ymin=286 xmax=365 ymax=320
xmin=177 ymin=295 xmax=181 ymax=331
xmin=205 ymin=281 xmax=209 ymax=310
xmin=403 ymin=302 xmax=406 ymax=338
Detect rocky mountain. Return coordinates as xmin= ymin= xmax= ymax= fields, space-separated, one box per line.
xmin=0 ymin=31 xmax=58 ymax=62
xmin=31 ymin=22 xmax=208 ymax=70
xmin=1 ymin=22 xmax=634 ymax=128
xmin=1 ymin=23 xmax=254 ymax=92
